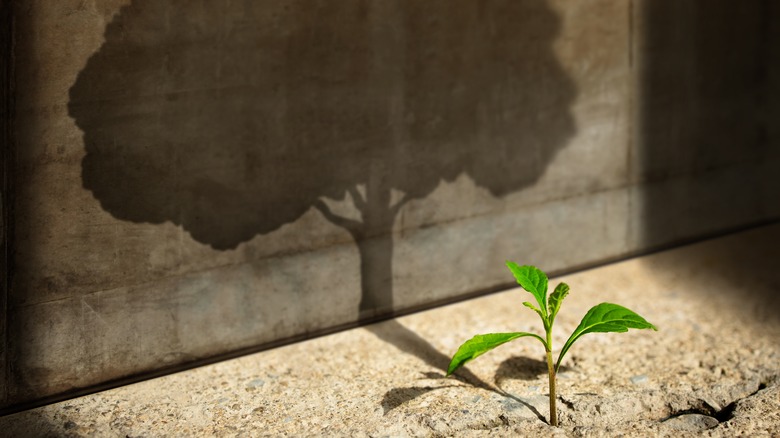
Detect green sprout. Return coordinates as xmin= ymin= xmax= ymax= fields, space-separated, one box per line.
xmin=447 ymin=263 xmax=657 ymax=427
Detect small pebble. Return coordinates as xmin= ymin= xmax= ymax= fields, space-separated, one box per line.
xmin=700 ymin=396 xmax=722 ymax=411
xmin=246 ymin=378 xmax=265 ymax=388
xmin=663 ymin=414 xmax=719 ymax=431
xmin=630 ymin=375 xmax=648 ymax=385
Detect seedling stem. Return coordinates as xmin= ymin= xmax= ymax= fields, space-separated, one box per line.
xmin=546 ymin=336 xmax=557 ymax=426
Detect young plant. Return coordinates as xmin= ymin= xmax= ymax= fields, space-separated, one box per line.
xmin=447 ymin=263 xmax=657 ymax=427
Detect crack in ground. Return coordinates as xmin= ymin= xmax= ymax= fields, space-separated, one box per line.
xmin=559 ymin=396 xmax=575 ymax=410
xmin=420 ymin=414 xmax=509 ymax=438
xmin=661 ymin=380 xmax=770 ymax=424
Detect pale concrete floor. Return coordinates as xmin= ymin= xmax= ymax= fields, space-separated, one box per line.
xmin=3 ymin=224 xmax=780 ymax=437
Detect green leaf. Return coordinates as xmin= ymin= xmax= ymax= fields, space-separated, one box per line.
xmin=522 ymin=301 xmax=545 ymax=321
xmin=548 ymin=282 xmax=569 ymax=324
xmin=506 ymin=262 xmax=548 ymax=317
xmin=556 ymin=303 xmax=657 ymax=372
xmin=447 ymin=332 xmax=546 ymax=376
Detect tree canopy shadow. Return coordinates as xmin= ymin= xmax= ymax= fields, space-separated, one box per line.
xmin=69 ymin=0 xmax=576 ymax=320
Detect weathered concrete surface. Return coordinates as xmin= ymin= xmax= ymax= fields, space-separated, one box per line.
xmin=3 ymin=0 xmax=780 ymax=411
xmin=2 ymin=224 xmax=779 ymax=436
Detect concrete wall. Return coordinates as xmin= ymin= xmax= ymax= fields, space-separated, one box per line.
xmin=2 ymin=0 xmax=779 ymax=411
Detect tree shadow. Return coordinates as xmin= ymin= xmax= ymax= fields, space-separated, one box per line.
xmin=63 ymin=0 xmax=576 ymax=417
xmin=68 ymin=0 xmax=576 ymax=320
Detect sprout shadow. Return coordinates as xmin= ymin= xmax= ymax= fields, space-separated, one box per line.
xmin=494 ymin=355 xmax=572 ymax=386
xmin=366 ymin=320 xmax=493 ymax=391
xmin=381 ymin=385 xmax=456 ymax=414
xmin=373 ymin=320 xmax=546 ymax=422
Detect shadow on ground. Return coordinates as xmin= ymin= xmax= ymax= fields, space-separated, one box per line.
xmin=495 ymin=356 xmax=571 ymax=386
xmin=372 ymin=320 xmax=547 ymax=422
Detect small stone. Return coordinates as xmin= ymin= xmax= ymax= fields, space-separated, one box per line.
xmin=630 ymin=375 xmax=648 ymax=385
xmin=64 ymin=421 xmax=77 ymax=430
xmin=700 ymin=396 xmax=722 ymax=411
xmin=499 ymin=397 xmax=523 ymax=412
xmin=499 ymin=395 xmax=548 ymax=420
xmin=663 ymin=414 xmax=719 ymax=431
xmin=246 ymin=378 xmax=265 ymax=389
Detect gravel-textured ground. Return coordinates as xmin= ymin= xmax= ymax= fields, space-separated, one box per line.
xmin=4 ymin=224 xmax=780 ymax=437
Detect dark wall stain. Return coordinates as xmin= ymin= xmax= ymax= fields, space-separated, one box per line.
xmin=638 ymin=1 xmax=780 ymax=315
xmin=0 ymin=0 xmax=14 ymax=408
xmin=639 ymin=0 xmax=780 ymax=245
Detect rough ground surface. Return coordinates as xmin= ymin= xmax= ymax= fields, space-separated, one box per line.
xmin=3 ymin=224 xmax=780 ymax=436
